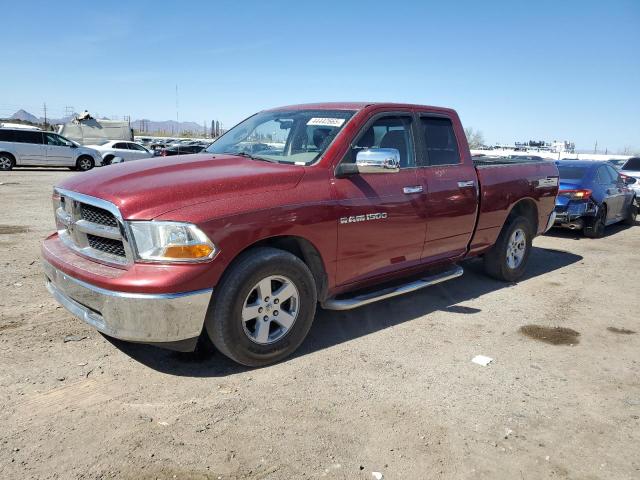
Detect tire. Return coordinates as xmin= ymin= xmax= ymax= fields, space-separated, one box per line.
xmin=0 ymin=152 xmax=15 ymax=171
xmin=584 ymin=204 xmax=606 ymax=238
xmin=76 ymin=156 xmax=94 ymax=171
xmin=205 ymin=247 xmax=317 ymax=367
xmin=102 ymin=155 xmax=114 ymax=166
xmin=623 ymin=199 xmax=638 ymax=226
xmin=483 ymin=215 xmax=533 ymax=282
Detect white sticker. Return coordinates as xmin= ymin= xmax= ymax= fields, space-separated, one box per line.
xmin=307 ymin=117 xmax=345 ymax=127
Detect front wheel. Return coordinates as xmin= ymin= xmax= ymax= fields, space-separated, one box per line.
xmin=205 ymin=247 xmax=317 ymax=367
xmin=0 ymin=153 xmax=15 ymax=171
xmin=76 ymin=156 xmax=95 ymax=171
xmin=483 ymin=216 xmax=533 ymax=282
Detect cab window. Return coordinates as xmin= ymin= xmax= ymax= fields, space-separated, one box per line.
xmin=346 ymin=115 xmax=415 ymax=168
xmin=419 ymin=116 xmax=460 ymax=166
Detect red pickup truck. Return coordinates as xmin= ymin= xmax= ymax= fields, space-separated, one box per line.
xmin=42 ymin=103 xmax=559 ymax=366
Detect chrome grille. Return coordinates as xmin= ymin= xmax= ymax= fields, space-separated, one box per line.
xmin=87 ymin=234 xmax=126 ymax=257
xmin=54 ymin=189 xmax=132 ymax=267
xmin=80 ymin=204 xmax=118 ymax=227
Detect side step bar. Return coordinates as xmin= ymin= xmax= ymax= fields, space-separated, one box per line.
xmin=322 ymin=265 xmax=464 ymax=311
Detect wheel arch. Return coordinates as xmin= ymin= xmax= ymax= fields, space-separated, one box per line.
xmin=506 ymin=198 xmax=539 ymax=234
xmin=226 ymin=235 xmax=329 ymax=301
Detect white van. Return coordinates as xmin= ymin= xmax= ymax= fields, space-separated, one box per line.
xmin=0 ymin=128 xmax=102 ymax=171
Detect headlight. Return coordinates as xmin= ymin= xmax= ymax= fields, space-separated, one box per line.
xmin=127 ymin=221 xmax=216 ymax=263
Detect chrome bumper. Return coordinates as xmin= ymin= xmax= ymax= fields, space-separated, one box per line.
xmin=43 ymin=260 xmax=212 ymax=344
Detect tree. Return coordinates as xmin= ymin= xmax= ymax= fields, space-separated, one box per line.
xmin=464 ymin=127 xmax=485 ymax=149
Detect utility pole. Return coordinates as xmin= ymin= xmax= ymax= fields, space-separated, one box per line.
xmin=43 ymin=102 xmax=48 ymax=129
xmin=594 ymin=140 xmax=598 ymax=154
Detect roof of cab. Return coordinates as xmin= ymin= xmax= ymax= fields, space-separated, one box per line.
xmin=264 ymin=102 xmax=457 ymax=113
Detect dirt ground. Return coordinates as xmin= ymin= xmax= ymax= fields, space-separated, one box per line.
xmin=1 ymin=168 xmax=639 ymax=480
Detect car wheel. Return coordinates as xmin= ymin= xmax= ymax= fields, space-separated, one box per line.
xmin=102 ymin=155 xmax=114 ymax=166
xmin=205 ymin=247 xmax=317 ymax=367
xmin=0 ymin=153 xmax=15 ymax=171
xmin=623 ymin=199 xmax=638 ymax=226
xmin=584 ymin=205 xmax=606 ymax=238
xmin=76 ymin=156 xmax=95 ymax=172
xmin=483 ymin=215 xmax=533 ymax=282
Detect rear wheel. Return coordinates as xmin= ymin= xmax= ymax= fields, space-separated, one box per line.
xmin=0 ymin=153 xmax=15 ymax=171
xmin=584 ymin=205 xmax=606 ymax=238
xmin=205 ymin=247 xmax=317 ymax=367
xmin=483 ymin=215 xmax=533 ymax=282
xmin=76 ymin=156 xmax=94 ymax=171
xmin=623 ymin=199 xmax=638 ymax=226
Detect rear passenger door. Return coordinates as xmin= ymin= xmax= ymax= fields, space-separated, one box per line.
xmin=415 ymin=114 xmax=479 ymax=263
xmin=13 ymin=130 xmax=46 ymax=165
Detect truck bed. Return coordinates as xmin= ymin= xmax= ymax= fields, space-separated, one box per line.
xmin=473 ymin=155 xmax=549 ymax=167
xmin=467 ymin=158 xmax=559 ymax=256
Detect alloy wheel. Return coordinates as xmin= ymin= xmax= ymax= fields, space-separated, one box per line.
xmin=241 ymin=275 xmax=300 ymax=345
xmin=506 ymin=228 xmax=527 ymax=269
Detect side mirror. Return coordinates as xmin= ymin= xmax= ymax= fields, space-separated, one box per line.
xmin=623 ymin=176 xmax=637 ymax=185
xmin=356 ymin=148 xmax=400 ymax=174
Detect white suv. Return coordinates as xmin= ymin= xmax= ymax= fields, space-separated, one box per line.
xmin=0 ymin=128 xmax=102 ymax=171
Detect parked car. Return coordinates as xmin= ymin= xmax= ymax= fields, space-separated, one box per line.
xmin=607 ymin=158 xmax=628 ymax=169
xmin=42 ymin=102 xmax=559 ymax=366
xmin=84 ymin=140 xmax=154 ymax=165
xmin=619 ymin=157 xmax=640 ymax=203
xmin=160 ymin=144 xmax=206 ymax=156
xmin=0 ymin=128 xmax=101 ymax=171
xmin=552 ymin=160 xmax=637 ymax=237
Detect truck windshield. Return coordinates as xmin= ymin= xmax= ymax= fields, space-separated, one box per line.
xmin=206 ymin=109 xmax=355 ymax=165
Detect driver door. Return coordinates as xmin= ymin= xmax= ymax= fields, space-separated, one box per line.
xmin=332 ymin=112 xmax=427 ymax=286
xmin=44 ymin=133 xmax=75 ymax=166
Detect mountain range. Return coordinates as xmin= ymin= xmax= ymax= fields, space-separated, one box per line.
xmin=6 ymin=109 xmax=204 ymax=134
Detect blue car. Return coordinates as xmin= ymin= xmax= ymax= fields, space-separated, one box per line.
xmin=553 ymin=160 xmax=637 ymax=238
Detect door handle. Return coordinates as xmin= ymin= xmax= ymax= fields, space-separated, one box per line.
xmin=403 ymin=185 xmax=423 ymax=194
xmin=457 ymin=180 xmax=475 ymax=188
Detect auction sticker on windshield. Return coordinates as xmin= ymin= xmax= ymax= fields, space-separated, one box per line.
xmin=307 ymin=118 xmax=345 ymax=127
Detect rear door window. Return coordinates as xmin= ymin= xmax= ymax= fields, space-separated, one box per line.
xmin=0 ymin=130 xmax=16 ymax=142
xmin=14 ymin=130 xmax=44 ymax=144
xmin=596 ymin=166 xmax=613 ymax=185
xmin=419 ymin=116 xmax=460 ymax=166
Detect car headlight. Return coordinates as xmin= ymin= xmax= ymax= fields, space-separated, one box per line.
xmin=127 ymin=221 xmax=216 ymax=263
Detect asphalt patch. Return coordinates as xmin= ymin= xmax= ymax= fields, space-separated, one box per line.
xmin=519 ymin=325 xmax=580 ymax=345
xmin=0 ymin=225 xmax=29 ymax=234
xmin=607 ymin=327 xmax=636 ymax=335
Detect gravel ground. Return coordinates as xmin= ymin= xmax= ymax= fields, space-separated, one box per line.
xmin=1 ymin=169 xmax=639 ymax=480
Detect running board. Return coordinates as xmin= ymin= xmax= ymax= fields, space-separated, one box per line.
xmin=322 ymin=265 xmax=464 ymax=311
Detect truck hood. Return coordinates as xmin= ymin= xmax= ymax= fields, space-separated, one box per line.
xmin=56 ymin=154 xmax=305 ymax=219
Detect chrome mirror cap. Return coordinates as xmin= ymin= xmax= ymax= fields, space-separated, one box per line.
xmin=355 ymin=148 xmax=400 ymax=173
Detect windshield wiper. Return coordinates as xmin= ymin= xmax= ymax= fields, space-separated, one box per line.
xmin=225 ymin=151 xmax=278 ymax=163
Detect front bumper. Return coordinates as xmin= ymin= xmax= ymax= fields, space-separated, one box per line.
xmin=43 ymin=260 xmax=212 ymax=348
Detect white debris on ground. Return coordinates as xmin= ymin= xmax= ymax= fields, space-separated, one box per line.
xmin=471 ymin=355 xmax=493 ymax=366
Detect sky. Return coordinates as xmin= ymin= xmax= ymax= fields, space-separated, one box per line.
xmin=1 ymin=0 xmax=639 ymax=152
